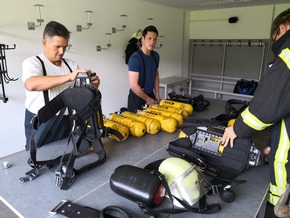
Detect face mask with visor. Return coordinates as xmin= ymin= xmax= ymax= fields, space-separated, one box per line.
xmin=158 ymin=157 xmax=212 ymax=208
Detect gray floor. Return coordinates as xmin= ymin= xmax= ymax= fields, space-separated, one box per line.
xmin=0 ymin=197 xmax=22 ymax=218
xmin=0 ymin=99 xmax=270 ymax=218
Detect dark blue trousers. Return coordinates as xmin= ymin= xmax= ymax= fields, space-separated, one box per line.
xmin=24 ymin=109 xmax=71 ymax=151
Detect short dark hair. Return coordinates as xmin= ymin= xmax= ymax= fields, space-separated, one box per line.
xmin=142 ymin=25 xmax=159 ymax=37
xmin=271 ymin=8 xmax=290 ymax=38
xmin=43 ymin=21 xmax=70 ymax=40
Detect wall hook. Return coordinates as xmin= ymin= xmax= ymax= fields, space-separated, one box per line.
xmin=112 ymin=15 xmax=127 ymax=33
xmin=147 ymin=18 xmax=154 ymax=25
xmin=67 ymin=43 xmax=72 ymax=50
xmin=155 ymin=36 xmax=164 ymax=49
xmin=76 ymin=10 xmax=93 ymax=32
xmin=27 ymin=4 xmax=44 ymax=30
xmin=96 ymin=33 xmax=112 ymax=52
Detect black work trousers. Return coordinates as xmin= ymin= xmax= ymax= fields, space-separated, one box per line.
xmin=127 ymin=90 xmax=155 ymax=113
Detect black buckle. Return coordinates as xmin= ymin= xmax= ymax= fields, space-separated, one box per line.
xmin=211 ymin=185 xmax=220 ymax=195
xmin=54 ymin=164 xmax=75 ymax=189
xmin=31 ymin=115 xmax=39 ymax=130
xmin=50 ymin=200 xmax=100 ymax=218
xmin=102 ymin=126 xmax=109 ymax=138
xmin=19 ymin=169 xmax=38 ymax=183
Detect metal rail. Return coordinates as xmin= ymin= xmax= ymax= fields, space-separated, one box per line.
xmin=0 ymin=44 xmax=17 ymax=103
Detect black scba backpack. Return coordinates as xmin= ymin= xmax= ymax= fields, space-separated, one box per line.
xmin=168 ymin=98 xmax=264 ymax=180
xmin=167 ymin=124 xmax=265 ymax=180
xmin=19 ymin=73 xmax=122 ymax=190
xmin=184 ymin=98 xmax=249 ymax=127
xmin=168 ymin=92 xmax=210 ymax=112
xmin=125 ymin=37 xmax=140 ymax=64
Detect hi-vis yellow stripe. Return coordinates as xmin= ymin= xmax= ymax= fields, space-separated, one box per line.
xmin=274 ymin=120 xmax=289 ymax=187
xmin=269 ymin=182 xmax=288 ymax=206
xmin=279 ymin=48 xmax=290 ymax=70
xmin=241 ymin=107 xmax=272 ymax=130
xmin=268 ymin=193 xmax=280 ymax=206
xmin=268 ymin=120 xmax=290 ymax=206
xmin=269 ymin=182 xmax=287 ymax=196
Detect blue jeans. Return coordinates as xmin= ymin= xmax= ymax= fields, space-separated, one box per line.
xmin=24 ymin=109 xmax=71 ymax=151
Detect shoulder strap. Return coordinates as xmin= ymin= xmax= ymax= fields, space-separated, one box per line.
xmin=49 ymin=200 xmax=133 ymax=218
xmin=62 ymin=58 xmax=73 ymax=72
xmin=137 ymin=50 xmax=146 ymax=89
xmin=35 ymin=56 xmax=73 ymax=105
xmin=151 ymin=51 xmax=159 ymax=68
xmin=36 ymin=56 xmax=49 ymax=105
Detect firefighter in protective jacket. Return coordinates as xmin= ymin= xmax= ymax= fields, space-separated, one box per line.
xmin=222 ymin=8 xmax=290 ymax=216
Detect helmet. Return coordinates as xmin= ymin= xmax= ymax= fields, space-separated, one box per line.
xmin=158 ymin=157 xmax=211 ymax=208
xmin=131 ymin=29 xmax=142 ymax=39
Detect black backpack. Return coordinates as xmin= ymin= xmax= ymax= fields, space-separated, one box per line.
xmin=125 ymin=37 xmax=140 ymax=64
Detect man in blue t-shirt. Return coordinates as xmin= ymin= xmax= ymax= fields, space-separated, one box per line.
xmin=127 ymin=25 xmax=161 ymax=112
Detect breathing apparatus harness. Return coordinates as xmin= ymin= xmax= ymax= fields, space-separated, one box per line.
xmin=19 ymin=72 xmax=123 ymax=190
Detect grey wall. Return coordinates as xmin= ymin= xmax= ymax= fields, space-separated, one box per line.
xmin=190 ymin=39 xmax=269 ymax=80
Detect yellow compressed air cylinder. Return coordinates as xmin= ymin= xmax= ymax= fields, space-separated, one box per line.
xmin=159 ymin=99 xmax=193 ymax=115
xmin=151 ymin=104 xmax=189 ymax=117
xmin=121 ymin=111 xmax=161 ymax=135
xmin=138 ymin=110 xmax=178 ymax=133
xmin=145 ymin=108 xmax=183 ymax=127
xmin=103 ymin=118 xmax=129 ymax=142
xmin=107 ymin=113 xmax=146 ymax=137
